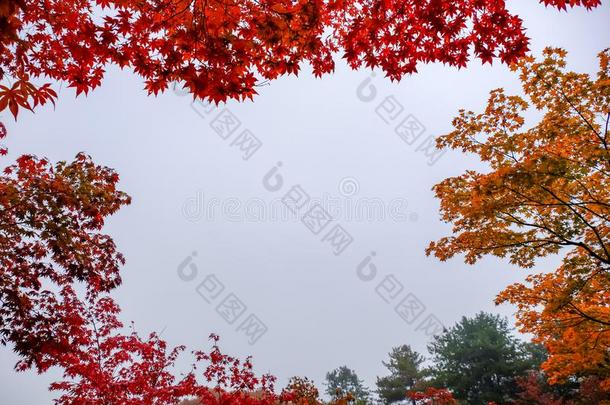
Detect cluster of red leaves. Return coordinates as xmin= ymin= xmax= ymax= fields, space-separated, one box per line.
xmin=0 ymin=0 xmax=602 ymax=117
xmin=511 ymin=372 xmax=610 ymax=404
xmin=407 ymin=387 xmax=457 ymax=405
xmin=0 ymin=0 xmax=23 ymax=43
xmin=0 ymin=79 xmax=56 ymax=119
xmin=20 ymin=285 xmax=280 ymax=404
xmin=0 ymin=139 xmax=131 ymax=369
xmin=18 ymin=285 xmax=362 ymax=404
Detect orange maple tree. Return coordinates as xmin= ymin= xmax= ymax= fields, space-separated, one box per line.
xmin=0 ymin=0 xmax=603 ymax=117
xmin=428 ymin=48 xmax=610 ymax=389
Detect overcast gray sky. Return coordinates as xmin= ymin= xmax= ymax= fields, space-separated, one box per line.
xmin=1 ymin=2 xmax=609 ymax=403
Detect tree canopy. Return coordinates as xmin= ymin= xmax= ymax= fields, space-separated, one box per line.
xmin=376 ymin=344 xmax=426 ymax=404
xmin=428 ymin=47 xmax=610 ymax=390
xmin=0 ymin=0 xmax=603 ymax=117
xmin=0 ymin=147 xmax=131 ymax=369
xmin=325 ymin=366 xmax=370 ymax=404
xmin=428 ymin=312 xmax=543 ymax=404
xmin=0 ymin=0 xmax=607 ymax=402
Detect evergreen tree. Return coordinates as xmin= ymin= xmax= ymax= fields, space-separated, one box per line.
xmin=428 ymin=312 xmax=542 ymax=404
xmin=376 ymin=345 xmax=425 ymax=404
xmin=325 ymin=366 xmax=370 ymax=404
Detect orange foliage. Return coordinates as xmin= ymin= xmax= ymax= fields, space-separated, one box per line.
xmin=429 ymin=48 xmax=610 ymax=389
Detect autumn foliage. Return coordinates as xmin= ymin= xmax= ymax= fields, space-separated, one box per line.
xmin=429 ymin=48 xmax=610 ymax=390
xmin=0 ymin=135 xmax=131 ymax=369
xmin=44 ymin=296 xmax=281 ymax=405
xmin=0 ymin=0 xmax=603 ymax=117
xmin=0 ymin=0 xmax=608 ymax=403
xmin=0 ymin=125 xmax=369 ymax=403
xmin=513 ymin=371 xmax=610 ymax=404
xmin=407 ymin=387 xmax=457 ymax=405
xmin=31 ymin=288 xmax=289 ymax=403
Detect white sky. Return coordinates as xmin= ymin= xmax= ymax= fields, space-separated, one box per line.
xmin=1 ymin=2 xmax=609 ymax=403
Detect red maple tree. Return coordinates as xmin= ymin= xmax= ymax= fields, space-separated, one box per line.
xmin=0 ymin=126 xmax=131 ymax=368
xmin=0 ymin=0 xmax=603 ymax=117
xmin=20 ymin=286 xmax=280 ymax=404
